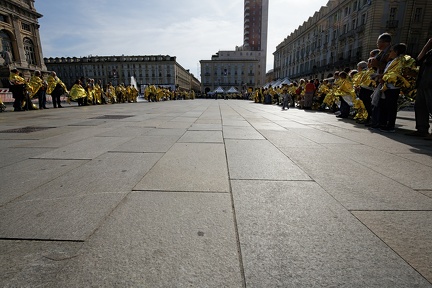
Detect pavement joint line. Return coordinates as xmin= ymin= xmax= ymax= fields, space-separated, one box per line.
xmin=349 ymin=209 xmax=432 ymax=212
xmin=220 ymin=103 xmax=247 ymax=288
xmin=29 ymin=157 xmax=93 ymax=161
xmin=107 ymin=151 xmax=164 ymax=154
xmin=130 ymin=190 xmax=230 ymax=194
xmin=229 ymin=178 xmax=315 ymax=182
xmin=0 ymin=237 xmax=85 ymax=243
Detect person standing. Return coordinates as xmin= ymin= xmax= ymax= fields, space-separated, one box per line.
xmin=379 ymin=43 xmax=416 ymax=132
xmin=281 ymin=85 xmax=291 ymax=110
xmin=9 ymin=68 xmax=26 ymax=111
xmin=27 ymin=70 xmax=45 ymax=110
xmin=38 ymin=78 xmax=48 ymax=109
xmin=407 ymin=38 xmax=432 ymax=138
xmin=304 ymin=80 xmax=316 ymax=110
xmin=368 ymin=33 xmax=393 ymax=128
xmin=69 ymin=79 xmax=87 ymax=103
xmin=94 ymin=80 xmax=103 ymax=104
xmin=47 ymin=72 xmax=68 ymax=108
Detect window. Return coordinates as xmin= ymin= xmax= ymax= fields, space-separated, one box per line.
xmin=361 ymin=13 xmax=367 ymax=25
xmin=414 ymin=8 xmax=422 ymax=22
xmin=21 ymin=22 xmax=31 ymax=32
xmin=389 ymin=7 xmax=397 ymax=20
xmin=23 ymin=38 xmax=36 ymax=65
xmin=0 ymin=30 xmax=14 ymax=62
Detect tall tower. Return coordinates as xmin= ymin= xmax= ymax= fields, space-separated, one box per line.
xmin=243 ymin=0 xmax=268 ymax=52
xmin=243 ymin=0 xmax=268 ymax=85
xmin=200 ymin=0 xmax=269 ymax=92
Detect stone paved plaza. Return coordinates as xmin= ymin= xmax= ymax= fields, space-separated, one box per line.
xmin=0 ymin=99 xmax=431 ymax=287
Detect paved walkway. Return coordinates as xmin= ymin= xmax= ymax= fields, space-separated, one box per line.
xmin=0 ymin=100 xmax=431 ymax=287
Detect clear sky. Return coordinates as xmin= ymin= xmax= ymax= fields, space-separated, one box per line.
xmin=34 ymin=0 xmax=329 ymax=80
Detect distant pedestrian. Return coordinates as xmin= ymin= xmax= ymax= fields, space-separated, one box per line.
xmin=281 ymin=86 xmax=291 ymax=110
xmin=304 ymin=80 xmax=315 ymax=109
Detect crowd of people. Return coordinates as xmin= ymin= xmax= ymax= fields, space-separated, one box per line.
xmin=253 ymin=33 xmax=432 ymax=138
xmin=143 ymin=85 xmax=196 ymax=102
xmin=6 ymin=71 xmax=141 ymax=112
xmin=3 ymin=68 xmax=199 ymax=112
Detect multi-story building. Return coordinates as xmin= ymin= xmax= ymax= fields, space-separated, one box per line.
xmin=44 ymin=55 xmax=201 ymax=92
xmin=273 ymin=0 xmax=432 ymax=81
xmin=0 ymin=0 xmax=46 ymax=85
xmin=200 ymin=0 xmax=268 ymax=93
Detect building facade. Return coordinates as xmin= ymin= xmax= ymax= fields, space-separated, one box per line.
xmin=0 ymin=0 xmax=46 ymax=85
xmin=273 ymin=0 xmax=432 ymax=81
xmin=44 ymin=55 xmax=200 ymax=92
xmin=200 ymin=0 xmax=268 ymax=93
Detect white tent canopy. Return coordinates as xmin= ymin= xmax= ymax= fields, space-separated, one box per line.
xmin=263 ymin=77 xmax=291 ymax=89
xmin=226 ymin=86 xmax=239 ymax=93
xmin=213 ymin=86 xmax=225 ymax=93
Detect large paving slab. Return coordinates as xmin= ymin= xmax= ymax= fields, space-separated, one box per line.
xmin=158 ymin=120 xmax=193 ymax=129
xmin=0 ymin=240 xmax=83 ymax=287
xmin=0 ymin=139 xmax=34 ymax=149
xmin=145 ymin=127 xmax=186 ymax=136
xmin=350 ymin=130 xmax=432 ymax=154
xmin=0 ymin=147 xmax=51 ymax=168
xmin=225 ymin=139 xmax=311 ymax=181
xmin=0 ymin=192 xmax=126 ymax=241
xmin=13 ymin=127 xmax=112 ymax=148
xmin=51 ymin=192 xmax=244 ymax=287
xmin=32 ymin=136 xmax=132 ymax=160
xmin=421 ymin=190 xmax=432 ymax=198
xmin=20 ymin=152 xmax=163 ymax=200
xmin=112 ymin=135 xmax=181 ymax=153
xmin=0 ymin=158 xmax=87 ymax=205
xmin=95 ymin=126 xmax=154 ymax=137
xmin=223 ymin=126 xmax=265 ymax=140
xmin=260 ymin=129 xmax=322 ymax=148
xmin=178 ymin=130 xmax=223 ymax=143
xmin=231 ymin=180 xmax=431 ymax=287
xmin=249 ymin=121 xmax=287 ymax=131
xmin=324 ymin=143 xmax=432 ymax=190
xmin=288 ymin=127 xmax=358 ymax=144
xmin=134 ymin=143 xmax=230 ymax=192
xmin=353 ymin=211 xmax=432 ymax=283
xmin=395 ymin=151 xmax=432 ymax=168
xmin=282 ymin=147 xmax=432 ymax=210
xmin=189 ymin=123 xmax=222 ymax=130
